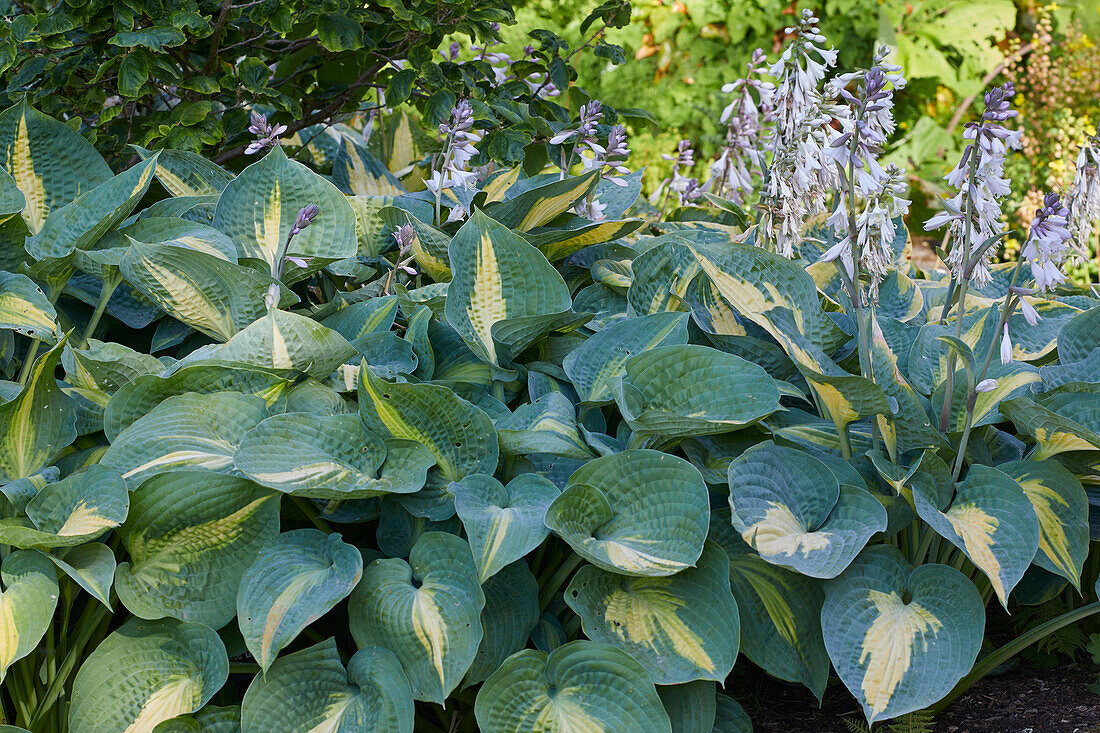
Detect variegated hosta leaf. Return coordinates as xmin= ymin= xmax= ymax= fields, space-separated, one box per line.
xmin=612 ymin=344 xmax=781 ymax=438
xmin=874 ymin=271 xmax=924 ymax=322
xmin=331 ymin=136 xmax=404 ymax=197
xmin=115 ymin=472 xmax=280 ymax=628
xmin=450 ymin=473 xmax=560 ymax=582
xmin=241 ymin=639 xmax=413 ymax=733
xmin=69 ymin=618 xmax=228 ymax=733
xmin=544 ymin=449 xmax=709 ymax=576
xmin=121 ymin=241 xmax=289 ymax=342
xmin=525 ymin=217 xmax=646 ymax=262
xmin=115 ymin=217 xmax=241 ymax=261
xmin=380 ymin=207 xmax=452 ymax=282
xmin=102 ymin=392 xmax=269 ymax=487
xmin=657 ymin=681 xmax=716 ymax=733
xmin=0 ymin=338 xmax=75 ymax=482
xmin=1001 ymin=396 xmax=1100 ymax=459
xmin=933 ymin=362 xmax=1041 ymax=432
xmin=483 ymin=171 xmax=600 ymax=232
xmin=709 ymin=509 xmax=829 ymax=700
xmin=348 ymin=532 xmax=484 ymax=704
xmin=464 ymin=561 xmax=540 ymax=686
xmin=474 ymin=641 xmax=672 ymax=733
xmin=237 ymin=529 xmax=363 ymax=672
xmin=46 ymin=542 xmax=117 ymax=608
xmin=27 ymin=155 xmax=158 ymax=260
xmin=727 ymin=442 xmax=886 ymax=579
xmin=132 ymin=145 xmax=234 ymax=198
xmin=1040 ymin=347 xmax=1100 ymax=392
xmin=998 ymin=459 xmax=1089 ymax=589
xmin=0 ymin=102 xmax=113 ymax=233
xmin=868 ymin=316 xmax=944 ymax=460
xmin=0 ymin=551 xmax=58 ymax=681
xmin=198 ymin=309 xmax=355 ymax=379
xmin=63 ymin=338 xmax=164 ymax=392
xmin=151 ymin=705 xmax=241 ymax=733
xmin=563 ymin=311 xmax=689 ymax=404
xmin=495 ymin=392 xmax=594 ymax=460
xmin=445 ymin=210 xmax=588 ymax=367
xmin=1059 ymin=305 xmax=1100 ymax=363
xmin=104 ymin=364 xmax=288 ymax=440
xmin=234 ymin=413 xmax=432 ymax=499
xmin=565 ymin=541 xmax=739 ymax=684
xmin=0 ymin=270 xmax=57 ymax=342
xmin=912 ymin=464 xmax=1039 ymax=607
xmin=320 ymin=295 xmax=399 ymax=342
xmin=358 ymin=366 xmax=498 ymax=481
xmin=626 ymin=239 xmax=696 ymax=315
xmin=213 ymin=146 xmax=357 ymax=274
xmin=822 ymin=546 xmax=983 ymax=723
xmin=0 ymin=464 xmax=127 ymax=548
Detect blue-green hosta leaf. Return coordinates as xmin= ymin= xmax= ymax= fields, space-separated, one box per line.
xmin=0 ymin=467 xmax=56 ymax=514
xmin=822 ymin=546 xmax=983 ymax=723
xmin=348 ymin=532 xmax=484 ymax=704
xmin=358 ymin=366 xmax=498 ymax=481
xmin=495 ymin=392 xmax=595 ymax=459
xmin=104 ymin=364 xmax=288 ymax=440
xmin=874 ymin=270 xmax=924 ymax=322
xmin=45 ymin=542 xmax=116 ymax=608
xmin=115 ymin=217 xmax=241 ymax=261
xmin=1039 ymin=347 xmax=1100 ymax=392
xmin=380 ymin=207 xmax=452 ymax=282
xmin=474 ymin=641 xmax=672 ymax=733
xmin=0 ymin=465 xmax=127 ymax=548
xmin=912 ymin=464 xmax=1039 ymax=607
xmin=464 ymin=561 xmax=540 ymax=686
xmin=0 ymin=339 xmax=75 ymax=482
xmin=525 ymin=218 xmax=646 ymax=262
xmin=565 ymin=541 xmax=739 ymax=684
xmin=69 ymin=618 xmax=228 ymax=733
xmin=198 ymin=309 xmax=355 ymax=379
xmin=152 ymin=705 xmax=241 ymax=733
xmin=1059 ymin=305 xmax=1100 ymax=363
xmin=241 ymin=639 xmax=413 ymax=733
xmin=320 ymin=296 xmax=399 ymax=342
xmin=712 ymin=694 xmax=753 ymax=732
xmin=213 ymin=146 xmax=357 ymax=274
xmin=331 ymin=137 xmax=404 ymax=197
xmin=27 ymin=155 xmax=158 ymax=260
xmin=0 ymin=551 xmax=58 ymax=681
xmin=627 ymin=239 xmax=697 ymax=316
xmin=727 ymin=442 xmax=886 ymax=579
xmin=613 ymin=344 xmax=780 ymax=438
xmin=0 ymin=167 xmax=25 ymax=224
xmin=450 ymin=473 xmax=560 ymax=582
xmin=102 ymin=392 xmax=269 ymax=487
xmin=283 ymin=379 xmax=348 ymax=416
xmin=115 ymin=472 xmax=280 ymax=628
xmin=238 ymin=530 xmax=362 ymax=671
xmin=63 ymin=338 xmax=163 ymax=392
xmin=657 ymin=681 xmax=716 ymax=733
xmin=132 ymin=145 xmax=233 ymax=197
xmin=563 ymin=311 xmax=689 ymax=404
xmin=1000 ymin=396 xmax=1100 ymax=460
xmin=709 ymin=509 xmax=829 ymax=701
xmin=445 ymin=210 xmax=588 ymax=367
xmin=0 ymin=102 xmax=113 ymax=234
xmin=933 ymin=362 xmax=1041 ymax=432
xmin=0 ymin=271 xmax=56 ymax=342
xmin=997 ymin=459 xmax=1089 ymax=589
xmin=235 ymin=413 xmax=432 ymax=499
xmin=545 ymin=449 xmax=709 ymax=576
xmin=868 ymin=316 xmax=944 ymax=460
xmin=121 ymin=242 xmax=289 ymax=342
xmin=484 ymin=171 xmax=600 ymax=232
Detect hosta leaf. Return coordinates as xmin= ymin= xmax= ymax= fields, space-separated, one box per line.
xmin=495 ymin=392 xmax=594 ymax=459
xmin=525 ymin=218 xmax=646 ymax=262
xmin=358 ymin=366 xmax=498 ymax=481
xmin=0 ymin=551 xmax=58 ymax=681
xmin=998 ymin=459 xmax=1089 ymax=589
xmin=69 ymin=618 xmax=228 ymax=733
xmin=235 ymin=413 xmax=432 ymax=499
xmin=658 ymin=681 xmax=716 ymax=733
xmin=102 ymin=392 xmax=269 ymax=487
xmin=912 ymin=464 xmax=1039 ymax=607
xmin=121 ymin=241 xmax=287 ymax=342
xmin=464 ymin=561 xmax=540 ymax=686
xmin=0 ymin=167 xmax=26 ymax=224
xmin=868 ymin=316 xmax=943 ymax=460
xmin=241 ymin=639 xmax=413 ymax=733
xmin=822 ymin=546 xmax=983 ymax=723
xmin=46 ymin=542 xmax=116 ymax=608
xmin=933 ymin=362 xmax=1041 ymax=431
xmin=115 ymin=472 xmax=280 ymax=628
xmin=132 ymin=145 xmax=234 ymax=197
xmin=320 ymin=296 xmax=399 ymax=342
xmin=0 ymin=270 xmax=56 ymax=342
xmin=380 ymin=207 xmax=452 ymax=282
xmin=1001 ymin=396 xmax=1100 ymax=460
xmin=627 ymin=239 xmax=695 ymax=316
xmin=612 ymin=344 xmax=780 ymax=438
xmin=563 ymin=311 xmax=690 ymax=404
xmin=331 ymin=138 xmax=404 ymax=196
xmin=238 ymin=530 xmax=362 ymax=671
xmin=474 ymin=641 xmax=672 ymax=733
xmin=202 ymin=309 xmax=355 ymax=379
xmin=727 ymin=442 xmax=886 ymax=579
xmin=349 ymin=532 xmax=484 ymax=704
xmin=1058 ymin=305 xmax=1100 ymax=363
xmin=213 ymin=146 xmax=357 ymax=273
xmin=152 ymin=705 xmax=241 ymax=733
xmin=484 ymin=171 xmax=600 ymax=231
xmin=0 ymin=338 xmax=75 ymax=482
xmin=0 ymin=102 xmax=112 ymax=234
xmin=545 ymin=449 xmax=709 ymax=576
xmin=712 ymin=694 xmax=753 ymax=732
xmin=117 ymin=217 xmax=241 ymax=261
xmin=445 ymin=210 xmax=588 ymax=367
xmin=565 ymin=541 xmax=739 ymax=684
xmin=709 ymin=509 xmax=829 ymax=700
xmin=450 ymin=473 xmax=560 ymax=582
xmin=63 ymin=339 xmax=163 ymax=392
xmin=0 ymin=465 xmax=128 ymax=548
xmin=874 ymin=270 xmax=924 ymax=322
xmin=27 ymin=155 xmax=158 ymax=260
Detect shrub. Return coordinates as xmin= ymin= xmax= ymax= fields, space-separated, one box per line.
xmin=1 ymin=11 xmax=1100 ymax=733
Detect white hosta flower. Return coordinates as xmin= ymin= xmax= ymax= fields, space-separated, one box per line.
xmin=1000 ymin=324 xmax=1013 ymax=365
xmin=1068 ymin=134 xmax=1100 ymax=258
xmin=574 ymin=197 xmax=607 ymax=221
xmin=1018 ymin=296 xmax=1042 ymax=326
xmin=263 ymin=283 xmax=280 ymax=311
xmin=976 ymin=378 xmax=998 ymax=393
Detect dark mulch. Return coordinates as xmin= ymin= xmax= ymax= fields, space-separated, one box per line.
xmin=731 ymin=660 xmax=1100 ymax=732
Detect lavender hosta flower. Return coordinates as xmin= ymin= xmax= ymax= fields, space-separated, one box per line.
xmin=245 ymin=112 xmax=287 ymax=155
xmin=1022 ymin=191 xmax=1072 ymax=291
xmin=550 ymin=100 xmax=603 ymax=146
xmin=393 ymin=223 xmax=416 ymax=251
xmin=428 ymin=100 xmax=482 ymax=199
xmin=583 ymin=124 xmax=632 ymax=186
xmin=768 ymin=9 xmax=838 ymax=150
xmin=1068 ymin=133 xmax=1100 ymax=258
xmin=924 ymin=82 xmax=1022 ymax=288
xmin=291 ymin=204 xmax=319 ymax=236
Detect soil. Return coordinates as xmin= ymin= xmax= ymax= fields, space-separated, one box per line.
xmin=733 ymin=660 xmax=1100 ymax=733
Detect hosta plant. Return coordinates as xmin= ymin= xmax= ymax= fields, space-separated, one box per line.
xmin=0 ymin=23 xmax=1099 ymax=733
